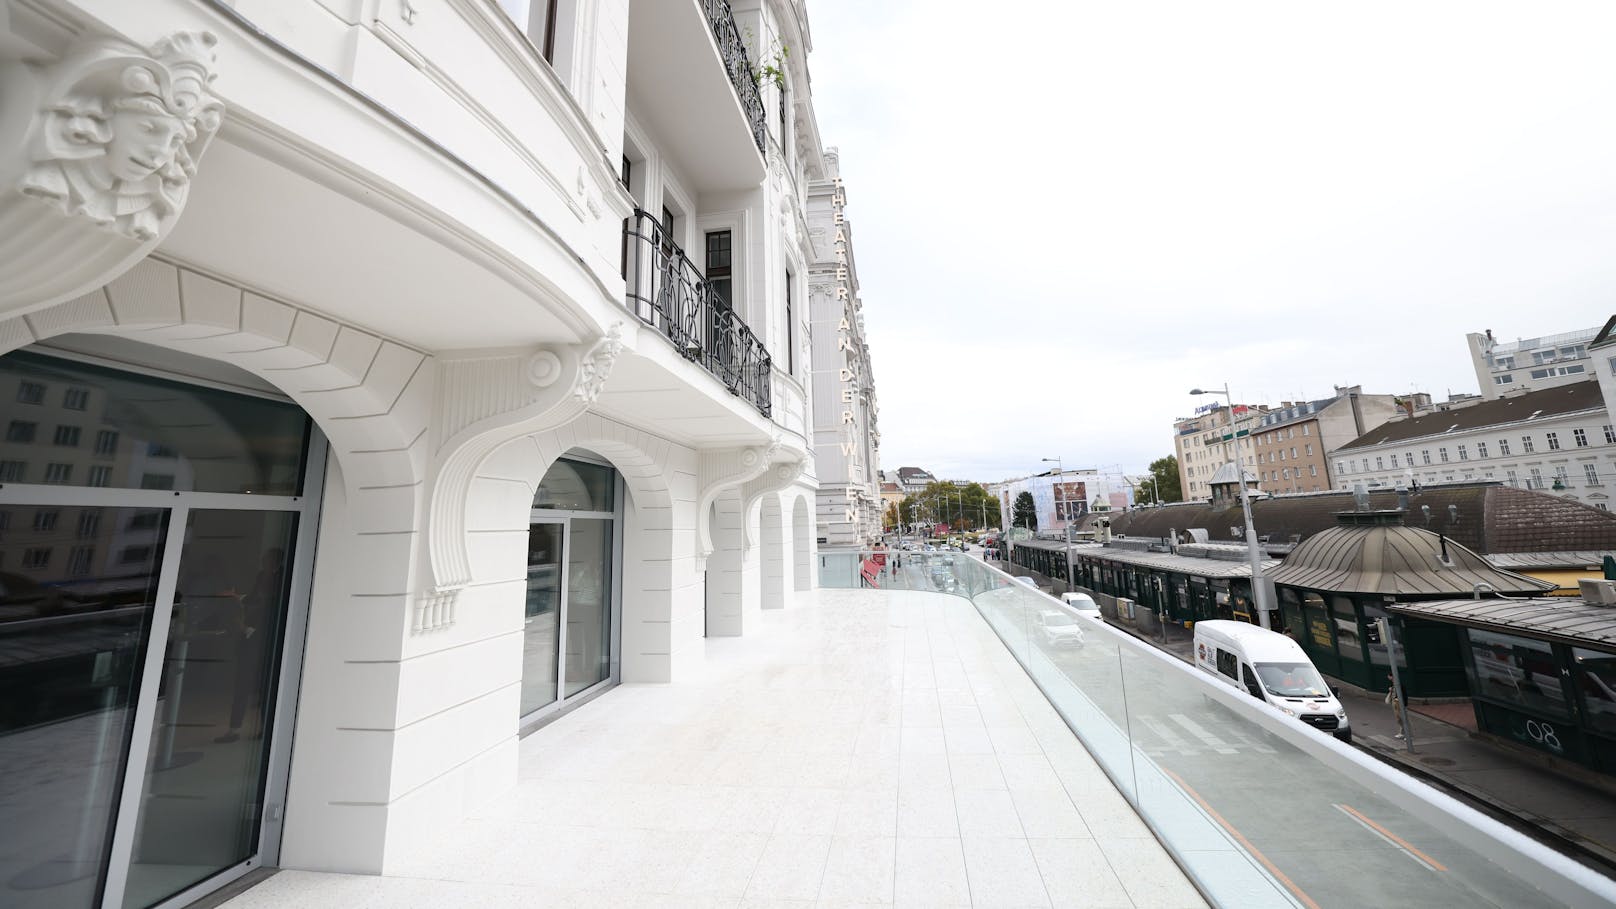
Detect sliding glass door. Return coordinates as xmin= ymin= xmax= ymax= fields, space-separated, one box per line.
xmin=520 ymin=456 xmax=620 ymax=727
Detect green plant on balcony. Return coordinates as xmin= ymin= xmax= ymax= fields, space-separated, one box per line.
xmin=745 ymin=29 xmax=789 ymax=90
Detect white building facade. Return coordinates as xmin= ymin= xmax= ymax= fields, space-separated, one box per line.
xmin=1331 ymin=381 xmax=1614 ymax=508
xmin=1468 ymin=325 xmax=1597 ymax=400
xmin=808 ymin=148 xmax=881 ymax=547
xmin=0 ymin=1 xmax=833 ymax=907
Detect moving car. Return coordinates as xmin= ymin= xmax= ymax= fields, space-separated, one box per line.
xmin=1036 ymin=609 xmax=1086 ymax=648
xmin=1193 ymin=620 xmax=1351 ymax=742
xmin=1013 ymin=576 xmax=1040 ymax=590
xmin=1060 ymin=592 xmax=1101 ymax=618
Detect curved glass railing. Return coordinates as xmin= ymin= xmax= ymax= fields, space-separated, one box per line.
xmin=820 ymin=548 xmax=1616 ymax=908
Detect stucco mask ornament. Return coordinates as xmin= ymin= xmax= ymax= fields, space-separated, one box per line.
xmin=574 ymin=323 xmax=625 ymax=404
xmin=20 ymin=32 xmax=223 ymax=240
xmin=0 ymin=31 xmax=224 ymax=318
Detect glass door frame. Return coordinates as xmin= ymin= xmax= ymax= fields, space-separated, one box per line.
xmin=519 ymin=467 xmax=623 ymax=734
xmin=0 ymin=435 xmax=328 ymax=909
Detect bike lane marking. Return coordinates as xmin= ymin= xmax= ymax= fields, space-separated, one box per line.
xmin=1334 ymin=803 xmax=1448 ymax=873
xmin=1164 ymin=768 xmax=1322 ymax=909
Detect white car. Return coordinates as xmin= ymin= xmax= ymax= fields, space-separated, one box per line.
xmin=1013 ymin=576 xmax=1040 ymax=590
xmin=1037 ymin=610 xmax=1086 ymax=648
xmin=1060 ymin=592 xmax=1101 ymax=618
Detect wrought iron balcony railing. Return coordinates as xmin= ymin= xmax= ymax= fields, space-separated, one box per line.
xmin=700 ymin=0 xmax=767 ymax=153
xmin=622 ymin=210 xmax=772 ymax=417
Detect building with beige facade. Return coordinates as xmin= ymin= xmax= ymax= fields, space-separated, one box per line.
xmin=1252 ymin=386 xmax=1399 ymax=495
xmin=1174 ymin=403 xmax=1265 ymax=502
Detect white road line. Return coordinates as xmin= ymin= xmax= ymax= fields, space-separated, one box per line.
xmin=1332 ymin=803 xmax=1442 ymax=873
xmin=1139 ymin=715 xmax=1197 ymax=755
xmin=1170 ymin=713 xmax=1239 ymax=754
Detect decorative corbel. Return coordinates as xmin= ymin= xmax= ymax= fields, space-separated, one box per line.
xmin=415 ymin=323 xmax=624 ymax=634
xmin=741 ymin=451 xmax=808 ymax=550
xmin=0 ymin=30 xmax=224 ymax=318
xmin=694 ymin=439 xmax=778 ymax=571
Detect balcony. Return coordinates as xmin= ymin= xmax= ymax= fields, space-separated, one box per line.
xmin=626 ymin=1 xmax=767 ymax=192
xmin=701 ymin=0 xmax=769 ymax=153
xmin=623 ymin=210 xmax=771 ymax=417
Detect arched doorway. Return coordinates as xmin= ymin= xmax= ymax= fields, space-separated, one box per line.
xmin=0 ymin=342 xmax=324 ymax=909
xmin=520 ymin=453 xmax=622 ymax=727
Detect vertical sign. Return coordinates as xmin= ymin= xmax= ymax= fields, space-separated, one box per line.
xmin=833 ymin=177 xmax=859 ymax=527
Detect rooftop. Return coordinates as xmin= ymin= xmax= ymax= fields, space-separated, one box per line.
xmin=1268 ymin=524 xmax=1554 ymax=596
xmin=1085 ymin=483 xmax=1616 ymax=556
xmin=1388 ymin=596 xmax=1616 ymax=653
xmin=1336 ymin=379 xmax=1601 ymax=450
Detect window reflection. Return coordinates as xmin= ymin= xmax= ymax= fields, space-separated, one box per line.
xmin=0 ymin=506 xmax=166 ymax=909
xmin=0 ymin=352 xmax=310 ymax=496
xmin=1574 ymin=648 xmax=1616 ymax=736
xmin=1468 ymin=629 xmax=1569 ymax=718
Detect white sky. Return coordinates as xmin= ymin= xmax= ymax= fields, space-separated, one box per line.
xmin=805 ymin=0 xmax=1616 ymax=484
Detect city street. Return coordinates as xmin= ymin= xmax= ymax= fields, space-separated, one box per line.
xmin=945 ymin=556 xmax=1581 ymax=906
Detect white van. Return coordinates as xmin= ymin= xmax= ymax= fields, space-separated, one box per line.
xmin=1193 ymin=620 xmax=1351 ymax=743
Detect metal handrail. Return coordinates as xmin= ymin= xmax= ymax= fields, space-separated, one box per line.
xmin=700 ymin=0 xmax=767 ymax=153
xmin=621 ymin=210 xmax=771 ymax=416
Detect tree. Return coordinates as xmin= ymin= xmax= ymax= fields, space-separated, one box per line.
xmin=898 ymin=481 xmax=1000 ymax=533
xmin=1140 ymin=455 xmax=1182 ymax=504
xmin=1012 ymin=491 xmax=1037 ymax=529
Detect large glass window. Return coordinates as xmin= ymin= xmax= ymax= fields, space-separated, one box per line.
xmin=0 ymin=348 xmax=318 ymax=909
xmin=0 ymin=353 xmax=310 ymax=496
xmin=0 ymin=506 xmax=165 ymax=909
xmin=521 ymin=523 xmax=563 ymax=715
xmin=121 ymin=509 xmax=299 ymax=908
xmin=1467 ymin=630 xmax=1570 ymax=719
xmin=1574 ymin=648 xmax=1616 ymax=737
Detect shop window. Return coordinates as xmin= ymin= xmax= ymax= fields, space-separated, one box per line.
xmin=1466 ymin=629 xmax=1569 ymax=719
xmin=1574 ymin=648 xmax=1616 ymax=737
xmin=1331 ymin=596 xmax=1363 ymax=663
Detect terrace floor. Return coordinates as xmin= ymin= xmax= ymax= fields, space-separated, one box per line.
xmin=222 ymin=588 xmax=1204 ymax=907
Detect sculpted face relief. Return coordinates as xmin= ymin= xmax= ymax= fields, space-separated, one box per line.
xmin=18 ymin=31 xmax=224 ymax=241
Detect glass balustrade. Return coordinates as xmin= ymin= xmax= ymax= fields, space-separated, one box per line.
xmin=819 ymin=547 xmax=1616 ymax=907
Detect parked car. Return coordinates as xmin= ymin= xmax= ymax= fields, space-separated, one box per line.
xmin=1036 ymin=610 xmax=1086 ymax=648
xmin=1060 ymin=592 xmax=1101 ymax=618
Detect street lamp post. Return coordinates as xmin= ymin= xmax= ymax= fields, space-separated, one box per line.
xmin=1191 ymin=384 xmax=1272 ymax=630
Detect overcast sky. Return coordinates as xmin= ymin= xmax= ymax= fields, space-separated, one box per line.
xmin=805 ymin=0 xmax=1616 ymax=485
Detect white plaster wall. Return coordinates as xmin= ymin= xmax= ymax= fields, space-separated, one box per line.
xmin=760 ymin=493 xmax=786 ymax=609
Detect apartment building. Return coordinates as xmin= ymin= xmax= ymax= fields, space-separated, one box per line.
xmin=1331 ymin=381 xmax=1613 ymax=508
xmin=1468 ymin=325 xmax=1597 ymax=400
xmin=0 ymin=2 xmax=840 ymax=906
xmin=1251 ymin=386 xmax=1399 ymax=495
xmin=1173 ymin=402 xmax=1265 ymax=502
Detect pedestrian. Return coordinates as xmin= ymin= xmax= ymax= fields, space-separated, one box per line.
xmin=1385 ymin=672 xmax=1406 ymax=739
